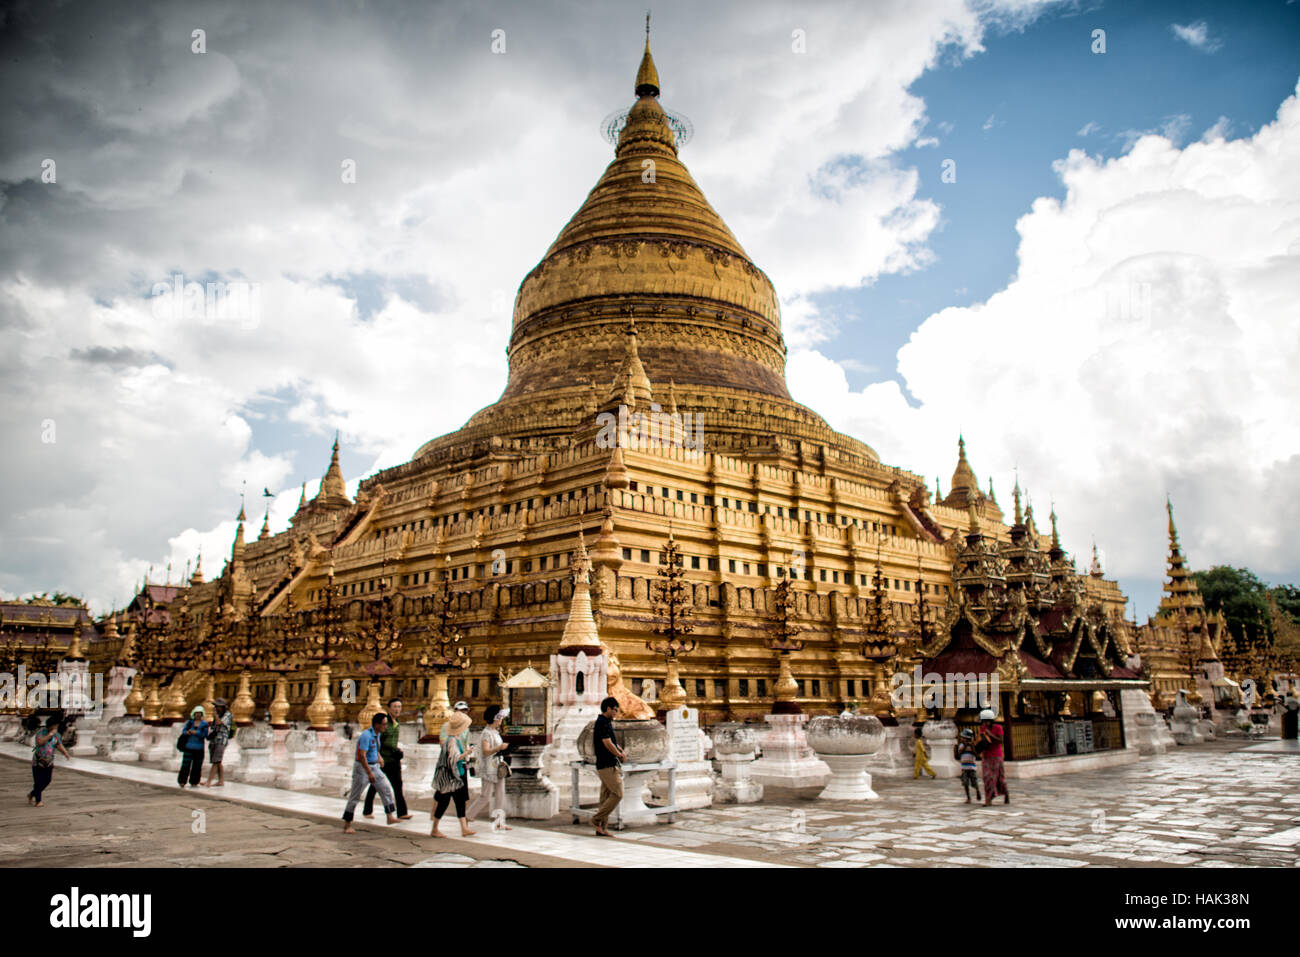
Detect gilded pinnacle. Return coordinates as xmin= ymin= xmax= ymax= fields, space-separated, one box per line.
xmin=635 ymin=14 xmax=660 ymax=97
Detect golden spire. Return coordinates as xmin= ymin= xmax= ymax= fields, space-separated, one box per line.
xmin=1049 ymin=504 xmax=1060 ymax=550
xmin=635 ymin=12 xmax=660 ymax=97
xmin=232 ymin=506 xmax=246 ymax=565
xmin=1090 ymin=540 xmax=1103 ymax=576
xmin=607 ymin=320 xmax=654 ymax=407
xmin=1012 ymin=473 xmax=1023 ymax=525
xmin=948 ymin=434 xmax=978 ymax=508
xmin=259 ymin=507 xmax=271 ymax=541
xmin=190 ymin=550 xmax=204 ymax=585
xmin=966 ymin=500 xmax=980 ymax=536
xmin=314 ymin=432 xmax=351 ymax=506
xmin=559 ymin=529 xmax=600 ymax=651
xmin=1166 ymin=494 xmax=1180 ymax=553
xmin=935 ymin=476 xmax=942 ymax=503
xmin=297 ymin=481 xmax=306 ymax=511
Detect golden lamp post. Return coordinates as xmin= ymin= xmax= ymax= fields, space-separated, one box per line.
xmin=765 ymin=578 xmax=805 ymax=714
xmin=351 ymin=570 xmax=404 ymax=727
xmin=264 ymin=591 xmax=304 ymax=728
xmin=130 ymin=590 xmax=170 ymax=723
xmin=303 ymin=563 xmax=346 ymax=730
xmin=213 ymin=587 xmax=264 ymax=726
xmin=860 ymin=549 xmax=898 ymax=718
xmin=416 ymin=567 xmax=470 ymax=741
xmin=158 ymin=591 xmax=199 ymax=722
xmin=647 ymin=533 xmax=696 ymax=711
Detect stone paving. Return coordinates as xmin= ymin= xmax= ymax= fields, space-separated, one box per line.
xmin=3 ymin=737 xmax=1296 ymax=867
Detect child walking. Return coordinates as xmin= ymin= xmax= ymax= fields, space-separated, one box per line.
xmin=912 ymin=724 xmax=937 ymax=779
xmin=955 ymin=728 xmax=982 ymax=803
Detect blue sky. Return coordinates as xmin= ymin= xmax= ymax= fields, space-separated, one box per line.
xmin=827 ymin=0 xmax=1300 ymax=395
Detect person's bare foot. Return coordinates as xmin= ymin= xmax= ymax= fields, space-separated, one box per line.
xmin=343 ymin=823 xmax=356 ymax=834
xmin=387 ymin=814 xmax=399 ymax=825
xmin=460 ymin=826 xmax=477 ymax=837
xmin=594 ymin=827 xmax=611 ymax=837
xmin=27 ymin=795 xmax=35 ymax=806
xmin=362 ymin=812 xmax=374 ymax=819
xmin=430 ymin=826 xmax=444 ymax=838
xmin=398 ymin=814 xmax=413 ymax=820
xmin=34 ymin=801 xmax=44 ymax=808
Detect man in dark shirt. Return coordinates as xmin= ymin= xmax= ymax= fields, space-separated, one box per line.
xmin=591 ymin=696 xmax=626 ymax=837
xmin=364 ymin=698 xmax=410 ymax=819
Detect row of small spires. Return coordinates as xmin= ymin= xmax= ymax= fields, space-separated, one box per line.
xmin=139 ymin=418 xmax=1197 ymax=612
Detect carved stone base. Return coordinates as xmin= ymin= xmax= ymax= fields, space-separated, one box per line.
xmin=714 ymin=751 xmax=763 ymax=803
xmin=405 ymin=742 xmax=441 ymax=800
xmin=0 ymin=715 xmax=22 ymax=741
xmin=275 ymin=730 xmax=321 ymax=790
xmin=815 ymin=753 xmax=879 ymax=800
xmin=107 ymin=715 xmax=143 ymax=762
xmin=865 ymin=725 xmax=916 ymax=777
xmin=504 ymin=743 xmax=560 ymax=820
xmin=749 ymin=714 xmax=830 ymax=792
xmin=137 ymin=723 xmax=180 ymax=765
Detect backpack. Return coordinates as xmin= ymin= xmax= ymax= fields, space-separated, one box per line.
xmin=177 ymin=721 xmax=190 ymax=753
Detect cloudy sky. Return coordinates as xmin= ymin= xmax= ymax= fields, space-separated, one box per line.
xmin=2 ymin=0 xmax=1297 ymax=618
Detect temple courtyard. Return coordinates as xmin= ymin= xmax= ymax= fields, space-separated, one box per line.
xmin=3 ymin=737 xmax=1297 ymax=868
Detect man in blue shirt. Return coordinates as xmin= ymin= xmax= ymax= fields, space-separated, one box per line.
xmin=343 ymin=712 xmax=399 ymax=832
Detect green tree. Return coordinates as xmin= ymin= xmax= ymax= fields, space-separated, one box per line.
xmin=1270 ymin=584 xmax=1300 ymax=625
xmin=1191 ymin=566 xmax=1271 ymax=647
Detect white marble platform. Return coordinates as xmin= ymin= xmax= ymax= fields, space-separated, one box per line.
xmin=0 ymin=742 xmax=778 ymax=869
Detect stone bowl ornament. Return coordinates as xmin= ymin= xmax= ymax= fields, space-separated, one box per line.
xmin=711 ymin=723 xmax=759 ymax=757
xmin=285 ymin=728 xmax=317 ymax=754
xmin=235 ymin=724 xmax=272 ymax=749
xmin=805 ymin=714 xmax=885 ymax=800
xmin=577 ymin=719 xmax=668 ymax=765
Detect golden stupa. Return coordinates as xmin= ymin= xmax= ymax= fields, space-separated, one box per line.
xmin=99 ymin=25 xmax=1139 ymax=729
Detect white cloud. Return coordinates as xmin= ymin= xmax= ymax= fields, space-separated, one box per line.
xmin=0 ymin=0 xmax=1064 ymax=612
xmin=791 ymin=79 xmax=1300 ymax=611
xmin=1171 ymin=20 xmax=1223 ymax=53
xmin=1077 ymin=120 xmax=1100 ymax=136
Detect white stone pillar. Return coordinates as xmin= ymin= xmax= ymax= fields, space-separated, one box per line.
xmin=711 ymin=723 xmax=763 ymax=804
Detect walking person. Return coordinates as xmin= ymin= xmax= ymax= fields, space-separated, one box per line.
xmin=430 ymin=709 xmax=476 ymax=838
xmin=364 ymin=698 xmax=411 ymax=819
xmin=343 ymin=712 xmax=399 ymax=833
xmin=591 ymin=696 xmax=626 ymax=837
xmin=466 ymin=705 xmax=511 ymax=828
xmin=177 ymin=706 xmax=209 ymax=788
xmin=912 ymin=723 xmax=937 ymax=779
xmin=955 ymin=729 xmax=982 ymax=803
xmin=975 ymin=708 xmax=1009 ymax=805
xmin=28 ymin=715 xmax=71 ymax=807
xmin=203 ymin=698 xmax=234 ymax=788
